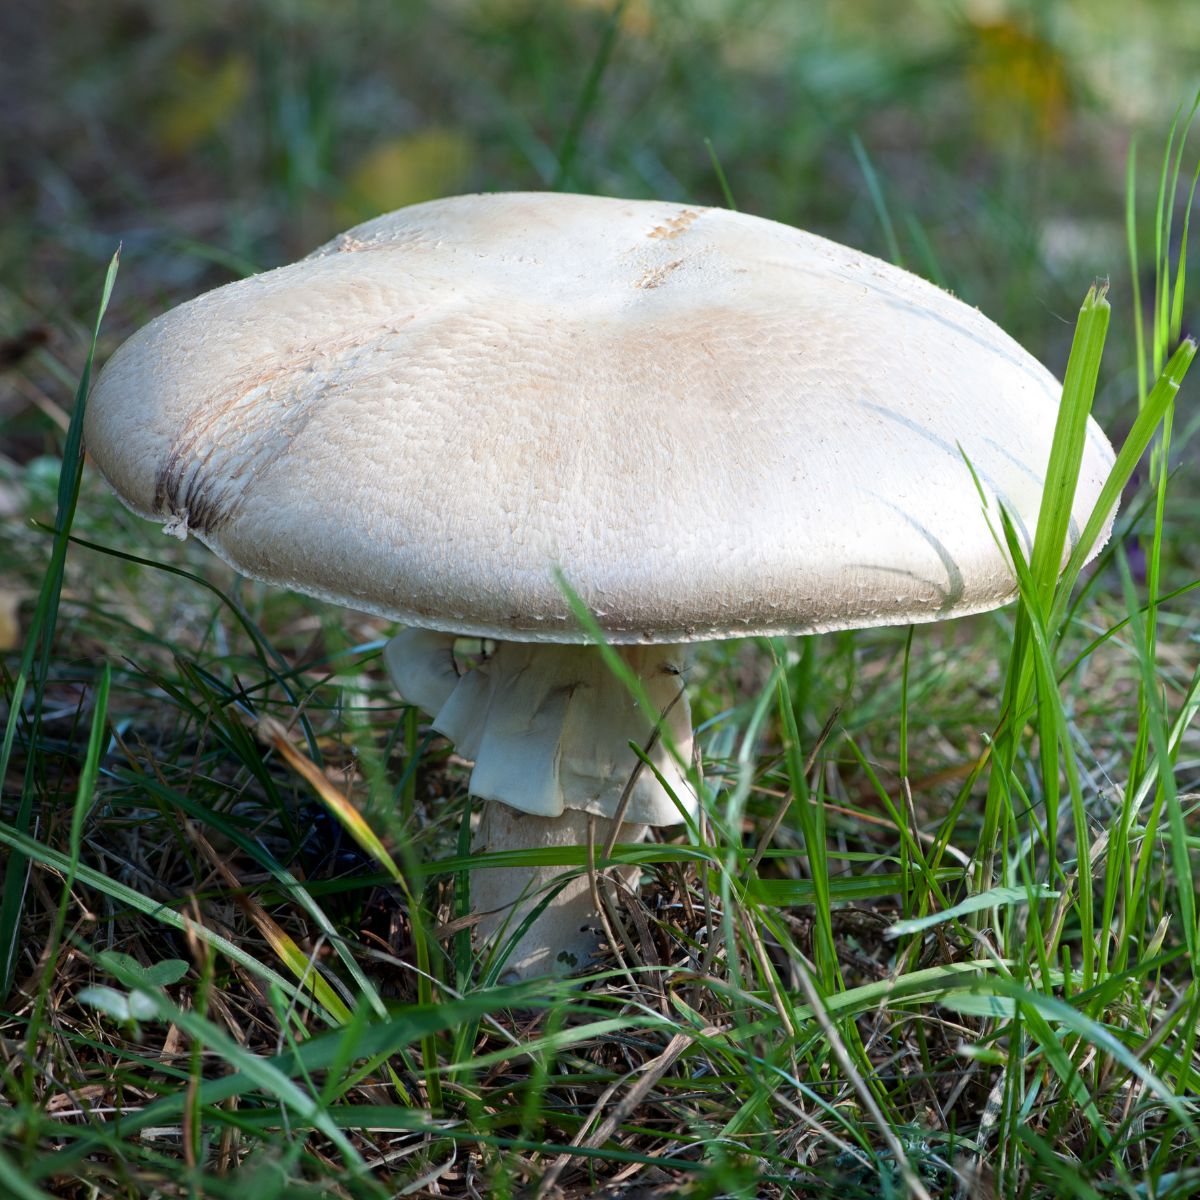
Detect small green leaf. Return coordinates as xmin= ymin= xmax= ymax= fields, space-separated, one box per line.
xmin=141 ymin=959 xmax=190 ymax=986
xmin=77 ymin=984 xmax=157 ymax=1023
xmin=98 ymin=951 xmax=188 ymax=988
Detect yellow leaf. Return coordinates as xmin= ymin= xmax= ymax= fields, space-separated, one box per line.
xmin=186 ymin=812 xmax=416 ymax=1104
xmin=255 ymin=715 xmax=403 ymax=884
xmin=967 ymin=19 xmax=1070 ymax=145
xmin=152 ymin=51 xmax=252 ymax=156
xmin=188 ymin=823 xmax=353 ymax=1024
xmin=0 ymin=590 xmax=19 ymax=652
xmin=337 ymin=129 xmax=473 ymax=223
xmin=568 ymin=0 xmax=653 ymax=37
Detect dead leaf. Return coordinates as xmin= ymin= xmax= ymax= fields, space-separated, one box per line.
xmin=968 ymin=19 xmax=1070 ymax=145
xmin=337 ymin=129 xmax=472 ymax=223
xmin=152 ymin=51 xmax=252 ymax=155
xmin=0 ymin=590 xmax=21 ymax=651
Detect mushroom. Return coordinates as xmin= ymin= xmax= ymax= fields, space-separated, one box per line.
xmin=84 ymin=192 xmax=1116 ymax=977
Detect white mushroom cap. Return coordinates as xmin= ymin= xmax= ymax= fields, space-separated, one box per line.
xmin=85 ymin=192 xmax=1116 ymax=643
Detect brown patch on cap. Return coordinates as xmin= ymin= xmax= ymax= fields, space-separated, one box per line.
xmin=635 ymin=259 xmax=683 ymax=289
xmin=647 ymin=209 xmax=704 ymax=240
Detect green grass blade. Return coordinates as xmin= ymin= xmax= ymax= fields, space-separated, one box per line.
xmin=96 ymin=951 xmax=365 ymax=1170
xmin=0 ymin=249 xmax=119 ymax=1001
xmin=0 ymin=1148 xmax=55 ymax=1200
xmin=1128 ymin=139 xmax=1148 ymax=406
xmin=0 ymin=819 xmax=339 ymax=1021
xmin=551 ymin=0 xmax=627 ymax=190
xmin=1028 ymin=283 xmax=1109 ymax=616
xmin=1051 ymin=338 xmax=1196 ymax=631
xmin=850 ymin=132 xmax=903 ymax=265
xmin=886 ymin=884 xmax=1057 ymax=937
xmin=704 ymin=136 xmax=737 ymax=210
xmin=41 ymin=979 xmax=548 ymax=1178
xmin=1118 ymin=552 xmax=1197 ymax=962
xmin=20 ymin=664 xmax=113 ymax=1099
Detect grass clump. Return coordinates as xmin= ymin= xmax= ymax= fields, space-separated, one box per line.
xmin=0 ymin=214 xmax=1195 ymax=1199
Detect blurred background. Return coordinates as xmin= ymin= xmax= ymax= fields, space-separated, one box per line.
xmin=1 ymin=0 xmax=1198 ymax=651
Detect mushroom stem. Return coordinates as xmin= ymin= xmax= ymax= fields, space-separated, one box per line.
xmin=385 ymin=633 xmax=698 ymax=975
xmin=471 ymin=803 xmax=646 ymax=978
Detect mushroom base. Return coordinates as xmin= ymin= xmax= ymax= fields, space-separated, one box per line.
xmin=471 ymin=802 xmax=646 ymax=978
